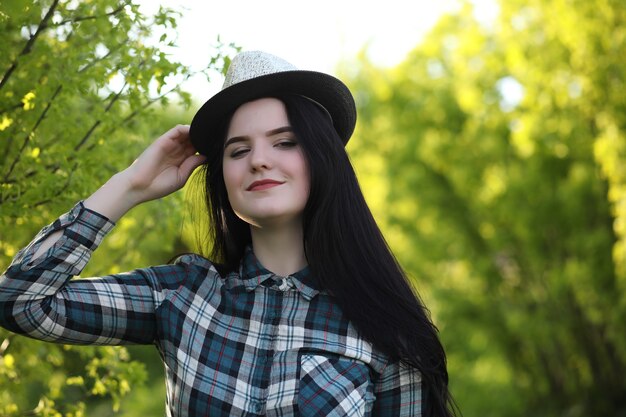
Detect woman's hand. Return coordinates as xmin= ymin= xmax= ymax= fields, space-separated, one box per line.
xmin=83 ymin=125 xmax=206 ymax=222
xmin=121 ymin=125 xmax=207 ymax=203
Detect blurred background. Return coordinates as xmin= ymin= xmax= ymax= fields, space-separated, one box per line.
xmin=1 ymin=0 xmax=625 ymax=416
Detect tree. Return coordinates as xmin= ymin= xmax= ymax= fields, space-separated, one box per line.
xmin=344 ymin=1 xmax=626 ymax=416
xmin=0 ymin=1 xmax=234 ymax=415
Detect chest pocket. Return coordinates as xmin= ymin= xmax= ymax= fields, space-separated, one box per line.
xmin=298 ymin=354 xmax=376 ymax=417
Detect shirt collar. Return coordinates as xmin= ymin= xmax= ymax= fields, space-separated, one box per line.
xmin=239 ymin=246 xmax=320 ymax=300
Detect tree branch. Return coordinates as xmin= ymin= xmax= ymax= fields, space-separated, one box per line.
xmin=121 ymin=84 xmax=184 ymax=124
xmin=0 ymin=101 xmax=26 ymax=114
xmin=74 ymin=56 xmax=151 ymax=152
xmin=77 ymin=42 xmax=126 ymax=74
xmin=82 ymin=71 xmax=194 ymax=154
xmin=3 ymin=85 xmax=63 ymax=181
xmin=0 ymin=0 xmax=60 ymax=92
xmin=44 ymin=2 xmax=130 ymax=28
xmin=407 ymin=156 xmax=503 ymax=287
xmin=73 ymin=79 xmax=128 ymax=152
xmin=32 ymin=163 xmax=77 ymax=208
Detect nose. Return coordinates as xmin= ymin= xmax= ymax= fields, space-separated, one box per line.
xmin=249 ymin=143 xmax=272 ymax=171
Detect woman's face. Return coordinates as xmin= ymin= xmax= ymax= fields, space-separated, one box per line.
xmin=222 ymin=97 xmax=310 ymax=228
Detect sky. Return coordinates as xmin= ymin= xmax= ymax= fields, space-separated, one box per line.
xmin=137 ymin=0 xmax=498 ymax=101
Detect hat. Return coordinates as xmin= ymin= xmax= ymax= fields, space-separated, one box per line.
xmin=189 ymin=51 xmax=356 ymax=156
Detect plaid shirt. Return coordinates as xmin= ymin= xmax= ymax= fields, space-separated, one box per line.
xmin=0 ymin=202 xmax=422 ymax=416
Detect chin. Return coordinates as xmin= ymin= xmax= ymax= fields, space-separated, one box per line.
xmin=237 ymin=210 xmax=303 ymax=228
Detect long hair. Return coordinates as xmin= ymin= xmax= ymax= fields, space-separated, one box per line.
xmin=197 ymin=94 xmax=456 ymax=417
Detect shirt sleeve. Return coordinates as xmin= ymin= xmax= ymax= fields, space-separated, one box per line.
xmin=0 ymin=201 xmax=188 ymax=346
xmin=372 ymin=359 xmax=422 ymax=416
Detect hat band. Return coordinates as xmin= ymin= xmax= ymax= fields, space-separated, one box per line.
xmin=297 ymin=95 xmax=333 ymax=124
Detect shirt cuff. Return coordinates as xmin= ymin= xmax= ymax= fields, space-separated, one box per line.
xmin=15 ymin=201 xmax=116 ymax=269
xmin=50 ymin=201 xmax=115 ymax=248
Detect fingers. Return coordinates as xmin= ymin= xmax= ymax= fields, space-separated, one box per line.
xmin=151 ymin=125 xmax=198 ymax=159
xmin=179 ymin=154 xmax=207 ymax=180
xmin=163 ymin=124 xmax=190 ymax=142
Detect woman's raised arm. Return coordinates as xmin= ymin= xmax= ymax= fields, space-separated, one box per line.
xmin=33 ymin=125 xmax=206 ymax=258
xmin=0 ymin=125 xmax=207 ymax=344
xmin=86 ymin=124 xmax=206 ymax=221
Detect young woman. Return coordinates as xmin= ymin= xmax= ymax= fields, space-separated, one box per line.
xmin=0 ymin=51 xmax=456 ymax=416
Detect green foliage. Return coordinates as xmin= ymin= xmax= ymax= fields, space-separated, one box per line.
xmin=345 ymin=1 xmax=626 ymax=416
xmin=0 ymin=1 xmax=234 ymax=415
xmin=3 ymin=0 xmax=624 ymax=415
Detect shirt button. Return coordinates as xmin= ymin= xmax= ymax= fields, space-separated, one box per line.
xmin=254 ymin=402 xmax=263 ymax=413
xmin=276 ymin=278 xmax=283 ymax=287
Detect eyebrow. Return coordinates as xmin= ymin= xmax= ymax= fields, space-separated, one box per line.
xmin=224 ymin=126 xmax=293 ymax=149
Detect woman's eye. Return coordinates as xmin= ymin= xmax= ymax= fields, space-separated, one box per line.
xmin=230 ymin=148 xmax=249 ymax=158
xmin=276 ymin=140 xmax=297 ymax=148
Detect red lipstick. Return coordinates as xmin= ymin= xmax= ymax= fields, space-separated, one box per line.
xmin=246 ymin=179 xmax=284 ymax=191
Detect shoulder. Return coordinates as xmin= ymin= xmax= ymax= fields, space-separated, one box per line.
xmin=171 ymin=252 xmax=215 ymax=270
xmin=169 ymin=252 xmax=225 ymax=278
xmin=137 ymin=253 xmax=223 ymax=292
xmin=169 ymin=253 xmax=228 ymax=285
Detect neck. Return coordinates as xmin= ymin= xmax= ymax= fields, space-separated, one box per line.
xmin=249 ymin=221 xmax=307 ymax=277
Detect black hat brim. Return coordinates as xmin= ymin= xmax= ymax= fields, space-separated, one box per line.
xmin=189 ymin=70 xmax=356 ymax=156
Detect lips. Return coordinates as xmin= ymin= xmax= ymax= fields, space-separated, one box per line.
xmin=246 ymin=179 xmax=285 ymax=191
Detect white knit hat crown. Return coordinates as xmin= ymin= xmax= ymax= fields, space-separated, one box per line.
xmin=223 ymin=51 xmax=297 ymax=87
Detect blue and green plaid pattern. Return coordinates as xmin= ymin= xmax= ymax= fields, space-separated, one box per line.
xmin=0 ymin=202 xmax=422 ymax=416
